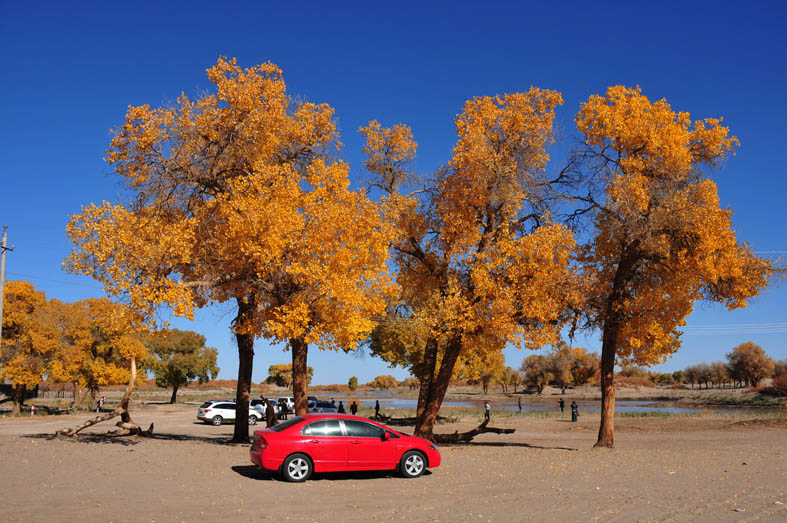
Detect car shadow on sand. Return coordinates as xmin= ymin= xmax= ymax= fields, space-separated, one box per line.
xmin=231 ymin=465 xmax=431 ymax=482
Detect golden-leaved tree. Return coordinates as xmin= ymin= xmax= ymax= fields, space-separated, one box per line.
xmin=0 ymin=281 xmax=58 ymax=415
xmin=50 ymin=298 xmax=147 ymax=411
xmin=573 ymin=86 xmax=770 ymax=447
xmin=65 ymin=58 xmax=392 ymax=442
xmin=362 ymin=88 xmax=584 ymax=439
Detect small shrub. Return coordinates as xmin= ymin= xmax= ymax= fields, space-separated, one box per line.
xmin=764 ymin=373 xmax=787 ymax=397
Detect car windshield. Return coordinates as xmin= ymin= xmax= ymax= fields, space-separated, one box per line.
xmin=269 ymin=417 xmax=303 ymax=432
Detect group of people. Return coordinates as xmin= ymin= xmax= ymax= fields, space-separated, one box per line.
xmin=486 ymin=397 xmax=580 ymax=422
xmin=336 ymin=400 xmax=360 ymax=415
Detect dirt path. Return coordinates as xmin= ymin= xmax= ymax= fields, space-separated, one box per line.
xmin=1 ymin=405 xmax=784 ymax=522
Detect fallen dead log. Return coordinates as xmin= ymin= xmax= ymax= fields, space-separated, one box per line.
xmin=56 ymin=356 xmax=146 ymax=438
xmin=116 ymin=421 xmax=155 ymax=437
xmin=433 ymin=419 xmax=515 ymax=444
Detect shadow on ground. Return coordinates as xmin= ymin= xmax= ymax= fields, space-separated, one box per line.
xmin=441 ymin=441 xmax=578 ymax=451
xmin=231 ymin=465 xmax=429 ymax=482
xmin=23 ymin=432 xmax=251 ymax=446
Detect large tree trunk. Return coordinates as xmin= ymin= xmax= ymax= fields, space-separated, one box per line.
xmin=231 ymin=297 xmax=256 ymax=443
xmin=414 ymin=337 xmax=462 ymax=441
xmin=11 ymin=384 xmax=25 ymax=416
xmin=57 ymin=357 xmax=150 ymax=437
xmin=291 ymin=337 xmax=309 ymax=416
xmin=415 ymin=338 xmax=438 ymax=420
xmin=595 ymin=251 xmax=636 ymax=449
xmin=595 ymin=324 xmax=617 ymax=448
xmin=169 ymin=384 xmax=179 ymax=404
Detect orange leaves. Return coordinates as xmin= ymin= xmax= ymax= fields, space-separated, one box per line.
xmin=67 ymin=57 xmax=394 ymax=360
xmin=0 ymin=281 xmax=56 ymax=388
xmin=359 ymin=120 xmax=417 ymax=192
xmin=363 ymin=89 xmax=580 ymax=369
xmin=438 ymin=88 xmax=563 ymax=254
xmin=576 ymin=86 xmax=769 ymax=367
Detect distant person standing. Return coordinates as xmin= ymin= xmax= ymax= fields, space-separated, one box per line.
xmin=374 ymin=400 xmax=380 ymax=419
xmin=518 ymin=396 xmax=522 ymax=412
xmin=262 ymin=397 xmax=277 ymax=427
xmin=570 ymin=400 xmax=579 ymax=422
xmin=484 ymin=400 xmax=491 ymax=422
xmin=337 ymin=401 xmax=345 ymax=413
xmin=350 ymin=401 xmax=358 ymax=415
xmin=559 ymin=398 xmax=565 ymax=413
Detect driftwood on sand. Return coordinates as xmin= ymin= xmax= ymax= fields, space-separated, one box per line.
xmin=56 ymin=357 xmax=153 ymax=438
xmin=432 ymin=419 xmax=515 ymax=443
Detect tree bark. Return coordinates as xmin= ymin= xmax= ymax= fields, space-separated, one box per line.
xmin=595 ymin=324 xmax=617 ymax=448
xmin=291 ymin=337 xmax=309 ymax=416
xmin=169 ymin=384 xmax=179 ymax=404
xmin=595 ymin=251 xmax=637 ymax=449
xmin=11 ymin=384 xmax=25 ymax=416
xmin=415 ymin=337 xmax=438 ymax=420
xmin=231 ymin=297 xmax=256 ymax=443
xmin=414 ymin=337 xmax=462 ymax=441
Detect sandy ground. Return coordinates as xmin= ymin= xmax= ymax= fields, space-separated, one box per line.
xmin=0 ymin=403 xmax=785 ymax=522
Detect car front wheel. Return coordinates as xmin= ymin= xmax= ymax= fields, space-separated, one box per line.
xmin=400 ymin=451 xmax=426 ymax=478
xmin=282 ymin=453 xmax=313 ymax=482
xmin=211 ymin=415 xmax=223 ymax=426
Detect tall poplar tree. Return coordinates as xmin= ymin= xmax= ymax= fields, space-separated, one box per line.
xmin=573 ymin=86 xmax=770 ymax=447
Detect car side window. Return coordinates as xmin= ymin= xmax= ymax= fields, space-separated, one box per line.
xmin=343 ymin=420 xmax=385 ymax=438
xmin=216 ymin=403 xmax=236 ymax=410
xmin=303 ymin=420 xmax=343 ymax=437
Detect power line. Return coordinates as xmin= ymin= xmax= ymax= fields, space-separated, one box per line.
xmin=6 ymin=272 xmax=103 ymax=289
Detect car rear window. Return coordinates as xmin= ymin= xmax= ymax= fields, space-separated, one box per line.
xmin=200 ymin=402 xmax=213 ymax=408
xmin=269 ymin=417 xmax=303 ymax=432
xmin=303 ymin=419 xmax=343 ymax=437
xmin=343 ymin=420 xmax=385 ymax=438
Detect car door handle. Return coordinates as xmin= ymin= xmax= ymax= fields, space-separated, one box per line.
xmin=350 ymin=440 xmax=361 ymax=445
xmin=309 ymin=439 xmax=320 ymax=444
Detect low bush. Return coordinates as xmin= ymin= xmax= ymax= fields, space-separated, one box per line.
xmin=763 ymin=373 xmax=787 ymax=397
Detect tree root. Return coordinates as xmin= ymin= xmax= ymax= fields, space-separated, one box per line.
xmin=433 ymin=419 xmax=515 ymax=443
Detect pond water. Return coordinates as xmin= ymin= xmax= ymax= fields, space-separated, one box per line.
xmin=353 ymin=396 xmax=779 ymax=416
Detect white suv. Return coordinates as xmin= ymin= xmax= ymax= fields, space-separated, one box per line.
xmin=197 ymin=400 xmax=266 ymax=426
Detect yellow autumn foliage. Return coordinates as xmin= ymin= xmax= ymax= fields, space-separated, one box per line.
xmin=576 ymin=85 xmax=770 ymax=366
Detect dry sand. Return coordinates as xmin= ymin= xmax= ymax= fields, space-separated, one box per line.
xmin=0 ymin=403 xmax=785 ymax=522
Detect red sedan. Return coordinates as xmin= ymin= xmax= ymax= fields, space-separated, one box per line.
xmin=250 ymin=414 xmax=441 ymax=482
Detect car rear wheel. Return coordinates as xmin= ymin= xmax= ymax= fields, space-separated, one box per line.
xmin=282 ymin=453 xmax=312 ymax=482
xmin=248 ymin=415 xmax=258 ymax=425
xmin=211 ymin=415 xmax=223 ymax=426
xmin=400 ymin=451 xmax=426 ymax=478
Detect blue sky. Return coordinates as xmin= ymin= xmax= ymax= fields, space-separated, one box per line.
xmin=1 ymin=1 xmax=785 ymax=384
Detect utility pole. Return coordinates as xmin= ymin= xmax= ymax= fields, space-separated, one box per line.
xmin=0 ymin=225 xmax=13 ymax=352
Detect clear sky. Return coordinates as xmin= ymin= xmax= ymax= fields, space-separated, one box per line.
xmin=1 ymin=1 xmax=785 ymax=385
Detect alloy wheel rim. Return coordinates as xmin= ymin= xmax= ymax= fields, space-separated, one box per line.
xmin=288 ymin=459 xmax=308 ymax=479
xmin=405 ymin=455 xmax=424 ymax=475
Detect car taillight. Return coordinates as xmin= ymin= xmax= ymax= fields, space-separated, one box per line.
xmin=252 ymin=434 xmax=268 ymax=451
xmin=204 ymin=409 xmax=211 ymax=413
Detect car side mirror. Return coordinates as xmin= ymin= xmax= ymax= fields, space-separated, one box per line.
xmin=381 ymin=432 xmax=390 ymax=441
